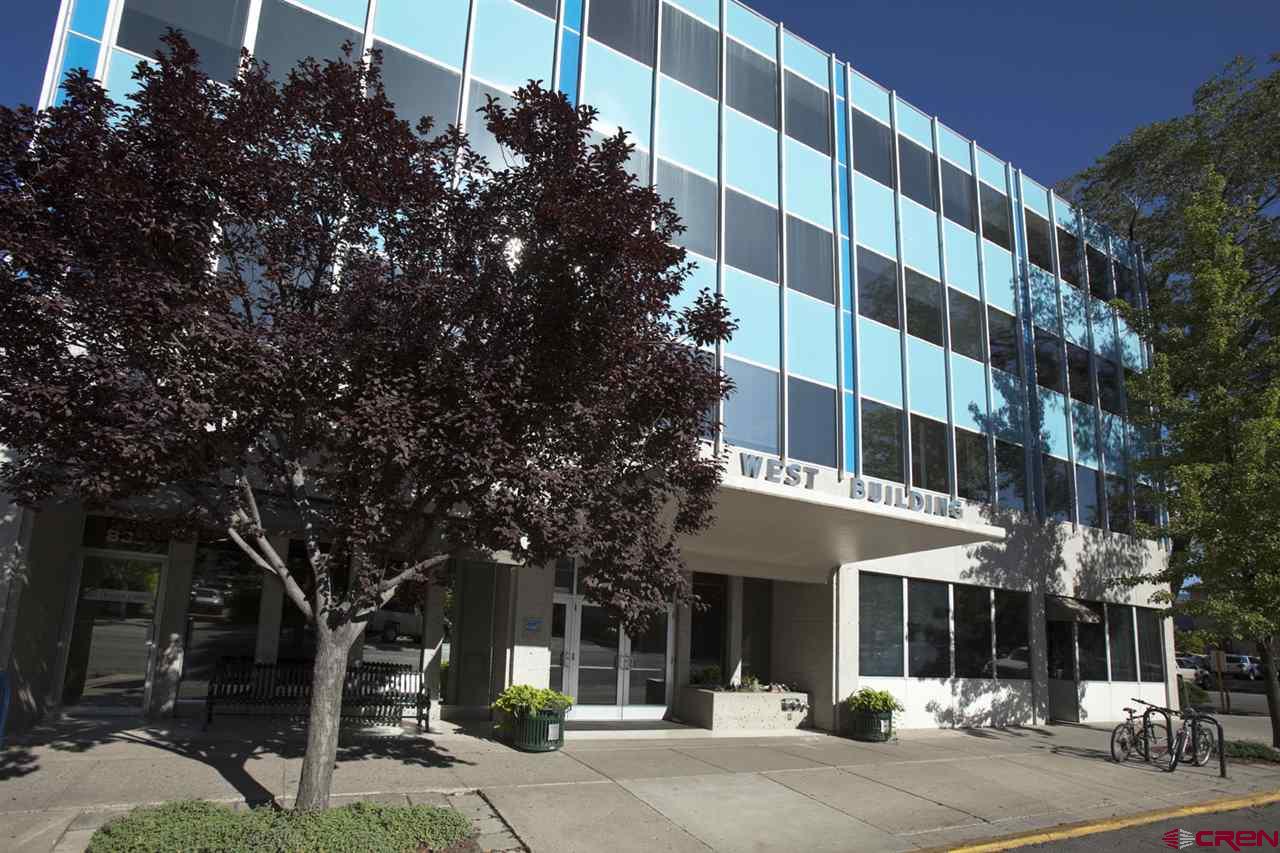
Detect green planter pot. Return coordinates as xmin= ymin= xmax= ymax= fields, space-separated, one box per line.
xmin=508 ymin=708 xmax=567 ymax=752
xmin=848 ymin=710 xmax=894 ymax=742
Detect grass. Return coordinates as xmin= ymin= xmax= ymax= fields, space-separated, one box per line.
xmin=1223 ymin=740 xmax=1280 ymax=763
xmin=88 ymin=800 xmax=475 ymax=853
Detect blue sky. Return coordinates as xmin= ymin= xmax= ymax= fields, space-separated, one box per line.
xmin=3 ymin=0 xmax=1277 ymax=187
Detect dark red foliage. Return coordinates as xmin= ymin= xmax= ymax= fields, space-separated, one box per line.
xmin=0 ymin=36 xmax=733 ymax=633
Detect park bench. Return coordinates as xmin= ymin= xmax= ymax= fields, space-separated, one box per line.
xmin=204 ymin=657 xmax=429 ymax=730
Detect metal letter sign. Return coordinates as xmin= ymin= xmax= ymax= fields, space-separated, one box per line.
xmin=736 ymin=453 xmax=964 ymax=519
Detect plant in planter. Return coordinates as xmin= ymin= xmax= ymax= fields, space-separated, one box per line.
xmin=492 ymin=685 xmax=574 ymax=752
xmin=844 ymin=688 xmax=904 ymax=742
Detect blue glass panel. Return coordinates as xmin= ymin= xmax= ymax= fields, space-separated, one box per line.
xmin=583 ymin=39 xmax=653 ymax=140
xmin=900 ymin=197 xmax=940 ymax=280
xmin=784 ymin=138 xmax=833 ymax=230
xmin=837 ymin=166 xmax=850 ymax=237
xmin=787 ymin=292 xmax=837 ymax=385
xmin=842 ymin=309 xmax=854 ymax=390
xmin=672 ymin=254 xmax=715 ymax=316
xmin=672 ymin=0 xmax=718 ymax=26
xmin=944 ymin=219 xmax=979 ymax=297
xmin=1119 ymin=316 xmax=1144 ymax=369
xmin=1038 ymin=388 xmax=1071 ymax=460
xmin=989 ymin=366 xmax=1023 ymax=443
xmin=1093 ymin=300 xmax=1119 ymax=359
xmin=376 ymin=0 xmax=469 ymax=69
xmin=69 ymin=0 xmax=109 ymax=38
xmin=724 ymin=357 xmax=779 ymax=454
xmin=471 ymin=0 xmax=556 ymax=92
xmin=850 ymin=71 xmax=890 ymax=124
xmin=938 ymin=125 xmax=970 ymax=172
xmin=835 ymin=105 xmax=848 ymax=166
xmin=951 ymin=353 xmax=987 ymax=433
xmin=834 ymin=63 xmax=847 ymax=100
xmin=726 ymin=1 xmax=775 ymax=57
xmin=976 ymin=148 xmax=1005 ymax=190
xmin=1054 ymin=196 xmax=1076 ymax=231
xmin=908 ymin=337 xmax=947 ymax=420
xmin=558 ymin=31 xmax=581 ymax=104
xmin=724 ymin=267 xmax=780 ymax=367
xmin=564 ymin=0 xmax=585 ymax=31
xmin=857 ymin=317 xmax=902 ymax=406
xmin=724 ymin=108 xmax=778 ymax=204
xmin=1021 ymin=176 xmax=1049 ymax=218
xmin=840 ymin=238 xmax=852 ymax=307
xmin=1061 ymin=286 xmax=1090 ymax=347
xmin=1102 ymin=413 xmax=1126 ymax=475
xmin=853 ymin=174 xmax=896 ymax=259
xmin=1029 ymin=264 xmax=1059 ymax=331
xmin=1072 ymin=399 xmax=1100 ymax=469
xmin=842 ymin=392 xmax=857 ymax=471
xmin=56 ymin=34 xmax=101 ymax=105
xmin=300 ymin=0 xmax=368 ymax=28
xmin=896 ymin=100 xmax=932 ymax=149
xmin=783 ymin=32 xmax=828 ymax=88
xmin=658 ymin=76 xmax=717 ymax=176
xmin=105 ymin=47 xmax=145 ymax=105
xmin=982 ymin=240 xmax=1016 ymax=313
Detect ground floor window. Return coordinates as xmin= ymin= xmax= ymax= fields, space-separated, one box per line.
xmin=1136 ymin=607 xmax=1166 ymax=682
xmin=741 ymin=578 xmax=772 ymax=684
xmin=690 ymin=573 xmax=727 ymax=684
xmin=1107 ymin=603 xmax=1138 ymax=681
xmin=178 ymin=539 xmax=264 ymax=700
xmin=859 ymin=573 xmax=903 ymax=676
xmin=907 ymin=579 xmax=950 ymax=678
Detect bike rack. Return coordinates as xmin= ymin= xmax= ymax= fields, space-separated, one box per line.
xmin=1139 ymin=703 xmax=1173 ymax=763
xmin=1196 ymin=713 xmax=1228 ymax=779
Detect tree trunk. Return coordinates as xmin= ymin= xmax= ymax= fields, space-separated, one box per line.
xmin=294 ymin=622 xmax=360 ymax=811
xmin=1258 ymin=638 xmax=1280 ymax=750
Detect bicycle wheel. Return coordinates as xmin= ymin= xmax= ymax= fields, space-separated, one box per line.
xmin=1139 ymin=721 xmax=1169 ymax=762
xmin=1191 ymin=725 xmax=1217 ymax=767
xmin=1164 ymin=728 xmax=1187 ymax=772
xmin=1111 ymin=723 xmax=1135 ymax=762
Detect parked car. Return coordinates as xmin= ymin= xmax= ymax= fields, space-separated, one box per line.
xmin=368 ymin=600 xmax=424 ymax=644
xmin=1197 ymin=653 xmax=1260 ymax=686
xmin=188 ymin=585 xmax=226 ymax=614
xmin=1174 ymin=656 xmax=1200 ymax=682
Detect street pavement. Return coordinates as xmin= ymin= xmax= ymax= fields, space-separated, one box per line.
xmin=1 ymin=714 xmax=1277 ymax=852
xmin=1025 ymin=800 xmax=1280 ymax=851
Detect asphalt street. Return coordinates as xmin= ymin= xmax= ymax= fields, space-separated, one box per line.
xmin=1027 ymin=801 xmax=1280 ymax=851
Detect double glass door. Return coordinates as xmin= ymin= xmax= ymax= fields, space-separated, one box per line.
xmin=551 ymin=594 xmax=672 ymax=720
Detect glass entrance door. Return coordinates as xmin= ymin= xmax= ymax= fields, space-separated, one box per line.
xmin=553 ymin=595 xmax=672 ymax=721
xmin=62 ymin=554 xmax=165 ymax=709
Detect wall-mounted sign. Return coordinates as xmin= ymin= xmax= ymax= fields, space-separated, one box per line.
xmin=737 ymin=452 xmax=963 ymax=520
xmin=524 ymin=617 xmax=543 ymax=634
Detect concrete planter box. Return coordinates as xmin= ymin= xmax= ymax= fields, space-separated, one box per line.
xmin=675 ymin=687 xmax=812 ymax=731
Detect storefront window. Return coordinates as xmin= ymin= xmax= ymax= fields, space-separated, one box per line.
xmin=858 ymin=572 xmax=902 ymax=676
xmin=178 ymin=539 xmax=264 ymax=700
xmin=741 ymin=578 xmax=772 ymax=684
xmin=1136 ymin=607 xmax=1166 ymax=682
xmin=1077 ymin=600 xmax=1108 ymax=680
xmin=907 ymin=579 xmax=950 ymax=678
xmin=953 ymin=585 xmax=992 ymax=678
xmin=1107 ymin=604 xmax=1137 ymax=681
xmin=993 ymin=589 xmax=1030 ymax=679
xmin=689 ymin=573 xmax=726 ymax=684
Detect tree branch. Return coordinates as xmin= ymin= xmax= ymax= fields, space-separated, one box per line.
xmin=379 ymin=553 xmax=451 ymax=596
xmin=232 ymin=475 xmax=315 ymax=622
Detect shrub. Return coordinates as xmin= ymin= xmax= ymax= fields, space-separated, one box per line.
xmin=492 ymin=684 xmax=573 ymax=717
xmin=1179 ymin=679 xmax=1210 ymax=708
xmin=1224 ymin=740 xmax=1280 ymax=763
xmin=689 ymin=665 xmax=722 ymax=687
xmin=844 ymin=688 xmax=904 ymax=714
xmin=87 ymin=800 xmax=474 ymax=853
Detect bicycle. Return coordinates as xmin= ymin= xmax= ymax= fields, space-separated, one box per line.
xmin=1111 ymin=702 xmax=1169 ymax=762
xmin=1164 ymin=706 xmax=1218 ymax=772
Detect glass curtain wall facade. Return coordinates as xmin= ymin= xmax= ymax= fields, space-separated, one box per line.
xmin=43 ymin=0 xmax=1153 ymax=533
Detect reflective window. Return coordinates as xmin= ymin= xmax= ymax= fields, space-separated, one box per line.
xmin=786 ymin=216 xmax=834 ymax=303
xmin=995 ymin=439 xmax=1026 ymax=511
xmin=466 ymin=81 xmax=512 ymax=167
xmin=851 ymin=109 xmax=894 ymax=189
xmin=857 ymin=247 xmax=899 ymax=328
xmin=905 ymin=268 xmax=943 ymax=346
xmin=1115 ymin=261 xmax=1138 ymax=307
xmin=1078 ymin=600 xmax=1108 ymax=679
xmin=1135 ymin=483 xmax=1159 ymax=529
xmin=725 ymin=190 xmax=779 ymax=282
xmin=726 ymin=40 xmax=777 ymax=129
xmin=1136 ymin=608 xmax=1165 ymax=682
xmin=1057 ymin=227 xmax=1081 ymax=288
xmin=1066 ymin=342 xmax=1093 ymax=405
xmin=1043 ymin=453 xmax=1072 ymax=521
xmin=910 ymin=414 xmax=949 ymax=494
xmin=862 ymin=399 xmax=904 ymax=483
xmin=949 ymin=289 xmax=984 ymax=361
xmin=178 ymin=539 xmax=265 ymax=699
xmin=118 ymin=0 xmax=250 ymax=82
xmin=788 ymin=377 xmax=836 ymax=468
xmin=980 ymin=184 xmax=1011 ymax=250
xmin=660 ymin=4 xmax=718 ymax=98
xmin=956 ymin=428 xmax=989 ymax=502
xmin=1076 ymin=465 xmax=1102 ymax=528
xmin=859 ymin=573 xmax=903 ymax=677
xmin=988 ymin=308 xmax=1019 ymax=375
xmin=377 ymin=42 xmax=461 ymax=138
xmin=658 ymin=159 xmax=718 ymax=260
xmin=588 ymin=0 xmax=657 ymax=66
xmin=1034 ymin=330 xmax=1063 ymax=392
xmin=898 ymin=136 xmax=937 ymax=211
xmin=784 ymin=71 xmax=830 ymax=155
xmin=1025 ymin=210 xmax=1053 ymax=271
xmin=690 ymin=572 xmax=726 ymax=682
xmin=1108 ymin=603 xmax=1138 ymax=681
xmin=954 ymin=585 xmax=992 ymax=678
xmin=941 ymin=159 xmax=976 ymax=231
xmin=514 ymin=0 xmax=557 ymax=16
xmin=724 ymin=357 xmax=779 ymax=454
xmin=1106 ymin=474 xmax=1131 ymax=534
xmin=254 ymin=0 xmax=358 ymax=84
xmin=1098 ymin=358 xmax=1123 ymax=414
xmin=994 ymin=589 xmax=1031 ymax=679
xmin=908 ymin=579 xmax=950 ymax=678
xmin=1087 ymin=245 xmax=1110 ymax=300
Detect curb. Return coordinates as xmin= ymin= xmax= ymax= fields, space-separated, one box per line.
xmin=928 ymin=789 xmax=1280 ymax=852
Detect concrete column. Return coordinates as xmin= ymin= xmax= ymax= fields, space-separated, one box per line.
xmin=1163 ymin=613 xmax=1180 ymax=711
xmin=726 ymin=575 xmax=743 ymax=686
xmin=674 ymin=571 xmax=692 ymax=691
xmin=146 ymin=538 xmax=195 ymax=718
xmin=0 ymin=498 xmax=34 ymax=670
xmin=507 ymin=564 xmax=553 ymax=689
xmin=420 ymin=580 xmax=445 ymax=726
xmin=1028 ymin=592 xmax=1050 ymax=725
xmin=253 ymin=535 xmax=290 ymax=664
xmin=832 ymin=565 xmax=858 ymax=731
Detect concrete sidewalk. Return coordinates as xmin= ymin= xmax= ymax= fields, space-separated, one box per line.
xmin=2 ymin=716 xmax=1277 ymax=852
